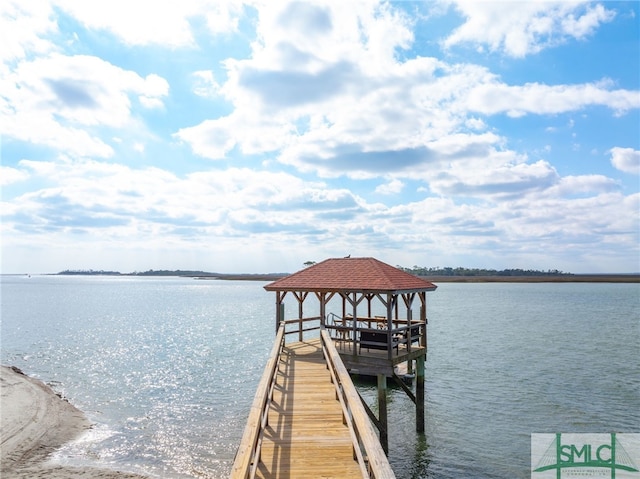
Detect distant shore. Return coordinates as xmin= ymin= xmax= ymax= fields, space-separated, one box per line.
xmin=415 ymin=274 xmax=640 ymax=283
xmin=8 ymin=271 xmax=634 ymax=283
xmin=197 ymin=273 xmax=640 ymax=283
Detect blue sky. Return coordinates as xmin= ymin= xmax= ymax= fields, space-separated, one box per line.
xmin=1 ymin=1 xmax=638 ymax=274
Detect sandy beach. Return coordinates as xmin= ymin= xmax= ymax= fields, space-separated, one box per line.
xmin=1 ymin=365 xmax=148 ymax=479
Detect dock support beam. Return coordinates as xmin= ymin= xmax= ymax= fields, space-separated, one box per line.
xmin=416 ymin=355 xmax=425 ymax=433
xmin=377 ymin=374 xmax=388 ymax=454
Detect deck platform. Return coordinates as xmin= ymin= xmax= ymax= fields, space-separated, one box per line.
xmin=255 ymin=339 xmax=363 ymax=479
xmin=334 ymin=341 xmax=426 ymax=377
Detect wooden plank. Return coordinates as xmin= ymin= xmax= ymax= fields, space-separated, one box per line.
xmin=321 ymin=331 xmax=396 ymax=479
xmin=255 ymin=338 xmax=364 ymax=479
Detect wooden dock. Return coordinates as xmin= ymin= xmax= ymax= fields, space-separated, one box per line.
xmin=233 ymin=258 xmax=436 ymax=478
xmin=231 ymin=328 xmax=395 ymax=479
xmin=255 ymin=339 xmax=362 ymax=479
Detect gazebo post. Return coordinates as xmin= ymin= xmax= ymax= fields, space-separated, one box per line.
xmin=420 ymin=292 xmax=427 ymax=348
xmin=386 ymin=294 xmax=393 ymax=360
xmin=377 ymin=373 xmax=388 ymax=453
xmin=276 ymin=291 xmax=285 ymax=333
xmin=318 ymin=292 xmax=326 ymax=330
xmin=351 ymin=293 xmax=358 ymax=356
xmin=416 ymin=355 xmax=425 ymax=433
xmin=407 ymin=307 xmax=414 ymax=374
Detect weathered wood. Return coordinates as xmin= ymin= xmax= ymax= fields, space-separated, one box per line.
xmin=254 ymin=337 xmax=373 ymax=479
xmin=391 ymin=373 xmax=416 ymax=404
xmin=322 ymin=335 xmax=369 ymax=476
xmin=231 ymin=325 xmax=286 ymax=479
xmin=377 ymin=374 xmax=388 ymax=454
xmin=321 ymin=331 xmax=396 ymax=479
xmin=416 ymin=355 xmax=425 ymax=433
xmin=355 ymin=388 xmax=385 ymax=435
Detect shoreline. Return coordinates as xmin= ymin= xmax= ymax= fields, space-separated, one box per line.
xmin=0 ymin=365 xmax=148 ymax=479
xmin=41 ymin=273 xmax=640 ymax=282
xmin=414 ymin=274 xmax=640 ymax=283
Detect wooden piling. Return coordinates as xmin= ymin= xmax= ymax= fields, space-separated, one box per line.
xmin=416 ymin=355 xmax=425 ymax=433
xmin=377 ymin=373 xmax=389 ymax=454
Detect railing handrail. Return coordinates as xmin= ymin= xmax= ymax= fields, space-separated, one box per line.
xmin=230 ymin=323 xmax=286 ymax=479
xmin=320 ymin=329 xmax=396 ymax=479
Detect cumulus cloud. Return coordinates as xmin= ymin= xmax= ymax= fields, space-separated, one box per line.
xmin=466 ymin=80 xmax=639 ymax=117
xmin=375 ymin=179 xmax=404 ymax=195
xmin=1 ymin=54 xmax=168 ymax=157
xmin=443 ymin=1 xmax=616 ymax=57
xmin=1 ymin=0 xmax=638 ymax=274
xmin=610 ymin=147 xmax=640 ymax=175
xmin=3 ymin=159 xmax=364 ymax=240
xmin=2 ymin=151 xmax=637 ymax=273
xmin=0 ymin=1 xmax=57 ymax=65
xmin=0 ymin=166 xmax=30 ymax=186
xmin=53 ymin=0 xmax=243 ymax=47
xmin=192 ymin=70 xmax=221 ymax=98
xmin=428 ymin=159 xmax=561 ymax=199
xmin=177 ymin=0 xmax=634 ymax=197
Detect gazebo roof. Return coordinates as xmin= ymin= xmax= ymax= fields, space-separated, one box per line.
xmin=264 ymin=257 xmax=437 ymax=294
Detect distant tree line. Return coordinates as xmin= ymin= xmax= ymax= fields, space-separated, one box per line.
xmin=58 ymin=269 xmax=122 ymax=275
xmin=399 ymin=266 xmax=571 ymax=277
xmin=59 ymin=266 xmax=572 ymax=278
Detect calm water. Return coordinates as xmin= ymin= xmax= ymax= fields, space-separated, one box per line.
xmin=1 ymin=275 xmax=638 ymax=478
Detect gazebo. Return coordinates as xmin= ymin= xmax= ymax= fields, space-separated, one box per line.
xmin=264 ymin=256 xmax=437 ymax=439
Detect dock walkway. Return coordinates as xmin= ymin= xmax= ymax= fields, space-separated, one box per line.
xmin=255 ymin=338 xmax=362 ymax=479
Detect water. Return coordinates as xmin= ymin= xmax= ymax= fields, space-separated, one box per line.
xmin=1 ymin=276 xmax=638 ymax=478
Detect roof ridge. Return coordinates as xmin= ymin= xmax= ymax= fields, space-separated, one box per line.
xmin=370 ymin=257 xmax=394 ymax=283
xmin=264 ymin=257 xmax=437 ymax=293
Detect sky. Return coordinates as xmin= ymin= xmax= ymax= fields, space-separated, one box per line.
xmin=1 ymin=1 xmax=639 ymax=275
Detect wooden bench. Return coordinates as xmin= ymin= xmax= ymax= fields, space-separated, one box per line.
xmin=359 ymin=330 xmax=399 ymax=353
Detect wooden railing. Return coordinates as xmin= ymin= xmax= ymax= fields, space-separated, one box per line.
xmin=281 ymin=316 xmax=321 ymax=341
xmin=320 ymin=329 xmax=396 ymax=479
xmin=230 ymin=324 xmax=286 ymax=479
xmin=325 ymin=314 xmax=426 ymax=353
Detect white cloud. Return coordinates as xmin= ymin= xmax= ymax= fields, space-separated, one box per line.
xmin=0 ymin=165 xmax=30 ymax=186
xmin=466 ymin=80 xmax=639 ymax=117
xmin=53 ymin=1 xmax=192 ymax=48
xmin=178 ymin=0 xmax=636 ymax=189
xmin=1 ymin=0 xmax=637 ymax=274
xmin=139 ymin=96 xmax=165 ymax=109
xmin=175 ymin=112 xmax=298 ymax=159
xmin=375 ymin=179 xmax=404 ymax=195
xmin=1 ymin=54 xmax=168 ymax=157
xmin=561 ymin=3 xmax=614 ymax=39
xmin=427 ymin=157 xmax=560 ymax=199
xmin=175 ymin=119 xmax=236 ymax=159
xmin=610 ymin=147 xmax=640 ymax=175
xmin=53 ymin=0 xmax=244 ymax=47
xmin=443 ymin=1 xmax=616 ymax=57
xmin=1 ymin=159 xmax=369 ymax=260
xmin=192 ymin=70 xmax=221 ymax=98
xmin=546 ymin=174 xmax=619 ymax=197
xmin=464 ymin=117 xmax=486 ymax=130
xmin=0 ymin=0 xmax=57 ymax=65
xmin=2 ymin=153 xmax=637 ymax=273
xmin=204 ymin=2 xmax=243 ymax=35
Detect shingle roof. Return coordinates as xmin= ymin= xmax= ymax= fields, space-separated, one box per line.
xmin=264 ymin=257 xmax=437 ymax=293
